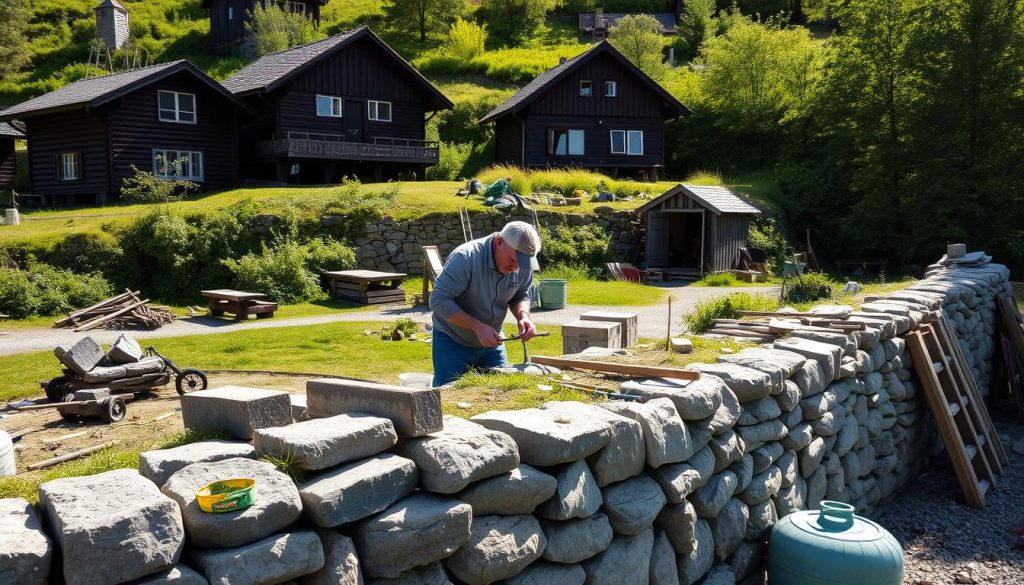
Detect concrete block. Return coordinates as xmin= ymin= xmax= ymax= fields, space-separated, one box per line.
xmin=188 ymin=530 xmax=324 ymax=585
xmin=671 ymin=338 xmax=693 ymax=354
xmin=181 ymin=386 xmax=292 ymax=440
xmin=254 ymin=413 xmax=397 ymax=471
xmin=0 ymin=498 xmax=52 ymax=585
xmin=580 ymin=310 xmax=638 ymax=348
xmin=394 ymin=416 xmax=519 ymax=493
xmin=471 ymin=408 xmax=612 ymax=467
xmin=299 ymin=453 xmax=418 ymax=527
xmin=307 ymin=378 xmax=442 ymax=437
xmin=139 ymin=440 xmax=256 ymax=487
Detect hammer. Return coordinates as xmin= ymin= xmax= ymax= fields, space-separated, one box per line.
xmin=502 ymin=331 xmax=550 ymax=365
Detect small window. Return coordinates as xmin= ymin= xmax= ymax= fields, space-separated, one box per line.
xmin=153 ymin=149 xmax=204 ymax=181
xmin=157 ymin=91 xmax=196 ymax=124
xmin=316 ymin=95 xmax=343 ymax=117
xmin=610 ymin=130 xmax=626 ymax=154
xmin=59 ymin=152 xmax=80 ymax=181
xmin=368 ymin=100 xmax=392 ymax=122
xmin=610 ymin=130 xmax=644 ymax=155
xmin=547 ymin=128 xmax=585 ymax=156
xmin=228 ymin=6 xmax=234 ymax=20
xmin=604 ymin=81 xmax=617 ymax=97
xmin=579 ymin=80 xmax=593 ymax=97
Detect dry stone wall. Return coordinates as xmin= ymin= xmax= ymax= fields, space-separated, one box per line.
xmin=0 ymin=254 xmax=1010 ymax=585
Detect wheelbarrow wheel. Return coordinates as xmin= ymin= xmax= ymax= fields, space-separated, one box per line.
xmin=46 ymin=376 xmax=73 ymax=403
xmin=59 ymin=393 xmax=77 ymax=421
xmin=103 ymin=397 xmax=127 ymax=423
xmin=176 ymin=369 xmax=208 ymax=395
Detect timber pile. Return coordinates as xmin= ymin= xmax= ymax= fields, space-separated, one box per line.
xmin=54 ymin=290 xmax=176 ymax=332
xmin=707 ymin=308 xmax=865 ymax=341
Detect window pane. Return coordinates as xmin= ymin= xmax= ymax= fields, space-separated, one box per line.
xmin=179 ymin=94 xmax=195 ymax=113
xmin=316 ymin=95 xmax=332 ymax=116
xmin=628 ymin=131 xmax=643 ymax=155
xmin=380 ymin=102 xmax=390 ymax=120
xmin=611 ymin=131 xmax=625 ymax=154
xmin=605 ymin=81 xmax=616 ymax=97
xmin=580 ymin=81 xmax=592 ymax=96
xmin=568 ymin=130 xmax=584 ymax=155
xmin=158 ymin=92 xmax=175 ymax=112
xmin=333 ymin=98 xmax=342 ymax=117
xmin=554 ymin=130 xmax=567 ymax=155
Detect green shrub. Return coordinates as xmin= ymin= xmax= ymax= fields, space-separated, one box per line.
xmin=697 ymin=272 xmax=740 ymax=286
xmin=748 ymin=216 xmax=791 ymax=275
xmin=304 ymin=238 xmax=356 ymax=274
xmin=447 ymin=18 xmax=487 ymax=60
xmin=247 ymin=4 xmax=324 ymax=56
xmin=787 ymin=271 xmax=835 ymax=300
xmin=0 ymin=268 xmax=38 ymax=318
xmin=120 ymin=163 xmax=200 ymax=203
xmin=539 ymin=224 xmax=614 ymax=275
xmin=478 ymin=0 xmax=556 ymax=44
xmin=25 ymin=261 xmax=113 ymax=315
xmin=430 ymin=142 xmax=475 ymax=180
xmin=223 ymin=242 xmax=322 ymax=304
xmin=684 ymin=292 xmax=779 ymax=333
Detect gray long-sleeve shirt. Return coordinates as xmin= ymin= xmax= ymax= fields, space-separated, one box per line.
xmin=429 ymin=234 xmax=532 ymax=348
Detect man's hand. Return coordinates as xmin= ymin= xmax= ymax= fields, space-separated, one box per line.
xmin=517 ymin=315 xmax=537 ymax=341
xmin=473 ymin=323 xmax=504 ymax=347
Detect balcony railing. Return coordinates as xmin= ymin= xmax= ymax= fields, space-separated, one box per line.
xmin=256 ymin=132 xmax=439 ymax=164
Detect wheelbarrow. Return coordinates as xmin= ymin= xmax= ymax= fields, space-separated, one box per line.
xmin=10 ymin=388 xmax=133 ymax=424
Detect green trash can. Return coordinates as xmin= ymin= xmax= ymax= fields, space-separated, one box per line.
xmin=538 ymin=279 xmax=568 ymax=310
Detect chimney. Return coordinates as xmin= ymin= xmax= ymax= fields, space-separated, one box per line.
xmin=95 ymin=0 xmax=130 ymax=51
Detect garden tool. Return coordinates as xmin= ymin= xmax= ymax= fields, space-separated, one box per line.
xmin=491 ymin=332 xmax=560 ymax=375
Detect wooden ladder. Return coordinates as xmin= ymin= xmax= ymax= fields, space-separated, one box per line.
xmin=906 ymin=313 xmax=1007 ymax=508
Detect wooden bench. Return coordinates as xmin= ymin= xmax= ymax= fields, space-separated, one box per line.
xmin=200 ymin=289 xmax=278 ymax=320
xmin=323 ymin=270 xmax=407 ymax=305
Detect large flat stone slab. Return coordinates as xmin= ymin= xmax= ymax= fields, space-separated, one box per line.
xmin=125 ymin=565 xmax=207 ymax=585
xmin=301 ymin=530 xmax=362 ymax=585
xmin=601 ymin=398 xmax=694 ymax=467
xmin=161 ymin=457 xmax=301 ymax=548
xmin=39 ymin=469 xmax=184 ymax=585
xmin=254 ymin=414 xmax=397 ymax=471
xmin=541 ymin=401 xmax=645 ymax=485
xmin=536 ymin=459 xmax=603 ymax=520
xmin=686 ymin=363 xmax=774 ymax=400
xmin=181 ymin=386 xmax=292 ymax=440
xmin=445 ymin=515 xmax=546 ymax=585
xmin=188 ymin=530 xmax=324 ymax=585
xmin=601 ymin=475 xmax=666 ymax=535
xmin=0 ymin=498 xmax=52 ymax=585
xmin=471 ymin=408 xmax=612 ymax=467
xmin=619 ymin=377 xmax=723 ymax=420
xmin=394 ymin=416 xmax=519 ymax=493
xmin=773 ymin=338 xmax=841 ymax=382
xmin=352 ymin=494 xmax=472 ymax=578
xmin=139 ymin=440 xmax=256 ymax=487
xmin=307 ymin=378 xmax=442 ymax=437
xmin=541 ymin=513 xmax=614 ymax=563
xmin=300 ymin=453 xmax=418 ymax=527
xmin=457 ymin=464 xmax=557 ymax=516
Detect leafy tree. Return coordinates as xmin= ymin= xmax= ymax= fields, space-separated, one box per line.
xmin=0 ymin=0 xmax=30 ymax=83
xmin=608 ymin=14 xmax=667 ymax=81
xmin=446 ymin=18 xmax=487 ymax=60
xmin=675 ymin=0 xmax=716 ymax=61
xmin=247 ymin=3 xmax=323 ymax=56
xmin=478 ymin=0 xmax=556 ymax=44
xmin=384 ymin=0 xmax=465 ymax=42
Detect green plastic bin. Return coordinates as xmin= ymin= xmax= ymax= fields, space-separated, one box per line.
xmin=538 ymin=279 xmax=568 ymax=310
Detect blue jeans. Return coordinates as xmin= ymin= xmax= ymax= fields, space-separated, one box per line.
xmin=432 ymin=330 xmax=508 ymax=387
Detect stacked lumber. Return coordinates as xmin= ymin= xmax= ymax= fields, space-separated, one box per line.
xmin=54 ymin=290 xmax=176 ymax=332
xmin=706 ymin=309 xmax=865 ymax=341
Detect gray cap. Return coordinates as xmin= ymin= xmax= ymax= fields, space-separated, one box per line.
xmin=499 ymin=221 xmax=542 ymax=257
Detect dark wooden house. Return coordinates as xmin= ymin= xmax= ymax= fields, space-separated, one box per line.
xmin=638 ymin=184 xmax=761 ymax=278
xmin=0 ymin=61 xmax=244 ymax=205
xmin=479 ymin=41 xmax=689 ymax=180
xmin=222 ymin=27 xmax=453 ymax=183
xmin=0 ymin=121 xmax=24 ymax=190
xmin=203 ymin=0 xmax=328 ymax=51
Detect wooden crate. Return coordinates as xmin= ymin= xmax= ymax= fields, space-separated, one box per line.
xmin=579 ymin=311 xmax=638 ymax=348
xmin=562 ymin=320 xmax=621 ymax=355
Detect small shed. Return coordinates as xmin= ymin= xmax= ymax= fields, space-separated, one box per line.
xmin=638 ymin=184 xmax=761 ymax=278
xmin=0 ymin=121 xmax=24 ymax=189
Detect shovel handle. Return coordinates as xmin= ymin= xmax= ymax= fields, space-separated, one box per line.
xmin=503 ymin=331 xmax=551 ymax=342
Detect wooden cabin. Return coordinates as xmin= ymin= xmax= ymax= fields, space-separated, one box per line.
xmin=479 ymin=42 xmax=689 ymax=180
xmin=0 ymin=61 xmax=244 ymax=205
xmin=222 ymin=28 xmax=453 ymax=184
xmin=0 ymin=121 xmax=24 ymax=190
xmin=578 ymin=11 xmax=677 ymax=42
xmin=203 ymin=0 xmax=328 ymax=51
xmin=638 ymin=184 xmax=762 ymax=279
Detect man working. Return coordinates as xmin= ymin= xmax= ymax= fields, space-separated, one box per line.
xmin=429 ymin=221 xmax=541 ymax=386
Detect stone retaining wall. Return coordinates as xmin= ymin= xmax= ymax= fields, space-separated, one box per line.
xmin=344 ymin=208 xmax=641 ymax=274
xmin=1 ymin=254 xmax=1010 ymax=585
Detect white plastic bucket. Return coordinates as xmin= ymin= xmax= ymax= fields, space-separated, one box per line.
xmin=399 ymin=372 xmax=434 ymax=389
xmin=4 ymin=208 xmax=19 ymax=226
xmin=0 ymin=430 xmax=15 ymax=476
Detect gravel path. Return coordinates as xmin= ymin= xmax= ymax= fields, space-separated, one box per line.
xmin=877 ymin=421 xmax=1024 ymax=585
xmin=0 ymin=285 xmax=779 ymax=356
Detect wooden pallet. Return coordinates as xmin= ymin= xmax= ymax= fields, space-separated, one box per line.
xmin=907 ymin=314 xmax=1005 ymax=508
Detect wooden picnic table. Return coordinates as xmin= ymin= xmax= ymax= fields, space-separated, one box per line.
xmin=200 ymin=289 xmax=278 ymax=320
xmin=323 ymin=270 xmax=407 ymax=305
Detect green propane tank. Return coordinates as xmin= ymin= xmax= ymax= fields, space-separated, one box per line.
xmin=768 ymin=501 xmax=903 ymax=585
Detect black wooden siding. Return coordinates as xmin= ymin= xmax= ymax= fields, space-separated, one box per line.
xmin=521 ymin=115 xmax=663 ymax=168
xmin=709 ymin=213 xmax=749 ymax=273
xmin=0 ymin=139 xmax=15 ymax=187
xmin=209 ymin=0 xmax=322 ymax=49
xmin=25 ymin=111 xmax=109 ymax=198
xmin=529 ymin=56 xmax=665 ymax=118
xmin=643 ymin=191 xmax=755 ymax=273
xmin=494 ymin=116 xmax=522 ymax=164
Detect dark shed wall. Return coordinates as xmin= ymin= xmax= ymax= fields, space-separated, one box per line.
xmin=0 ymin=139 xmax=15 ymax=187
xmin=494 ymin=116 xmax=523 ymax=165
xmin=708 ymin=213 xmax=751 ymax=272
xmin=25 ymin=111 xmax=109 ymax=198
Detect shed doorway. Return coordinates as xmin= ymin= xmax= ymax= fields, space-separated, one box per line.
xmin=667 ymin=212 xmax=703 ymax=269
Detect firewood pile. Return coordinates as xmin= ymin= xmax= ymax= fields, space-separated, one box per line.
xmin=54 ymin=290 xmax=177 ymax=332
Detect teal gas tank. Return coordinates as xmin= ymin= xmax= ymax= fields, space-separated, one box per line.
xmin=768 ymin=501 xmax=903 ymax=585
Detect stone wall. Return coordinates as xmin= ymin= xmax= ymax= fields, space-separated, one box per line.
xmin=344 ymin=208 xmax=642 ymax=274
xmin=2 ymin=254 xmax=1010 ymax=585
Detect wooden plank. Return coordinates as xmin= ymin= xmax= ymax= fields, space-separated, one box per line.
xmin=54 ymin=290 xmax=136 ymax=326
xmin=529 ymin=356 xmax=701 ymax=380
xmin=73 ymin=299 xmax=148 ymax=332
xmin=738 ymin=310 xmax=851 ymax=319
xmin=27 ymin=441 xmax=120 ymax=471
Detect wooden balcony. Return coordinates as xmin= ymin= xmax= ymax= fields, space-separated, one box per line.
xmin=257 ymin=132 xmax=439 ymax=164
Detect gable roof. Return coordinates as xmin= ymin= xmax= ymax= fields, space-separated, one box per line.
xmin=0 ymin=121 xmax=24 ymax=138
xmin=221 ymin=27 xmax=453 ymax=111
xmin=638 ymin=184 xmax=762 ymax=215
xmin=478 ymin=41 xmax=689 ymax=124
xmin=0 ymin=60 xmax=246 ymax=122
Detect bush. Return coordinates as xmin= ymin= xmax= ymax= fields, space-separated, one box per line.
xmin=247 ymin=4 xmax=324 ymax=56
xmin=0 ymin=268 xmax=38 ymax=318
xmin=786 ymin=271 xmax=834 ymax=301
xmin=538 ymin=224 xmax=614 ymax=275
xmin=697 ymin=272 xmax=740 ymax=286
xmin=478 ymin=0 xmax=556 ymax=44
xmin=26 ymin=261 xmax=113 ymax=315
xmin=748 ymin=216 xmax=792 ymax=275
xmin=446 ymin=18 xmax=487 ymax=60
xmin=304 ymin=238 xmax=356 ymax=274
xmin=684 ymin=292 xmax=779 ymax=333
xmin=120 ymin=163 xmax=199 ymax=203
xmin=430 ymin=142 xmax=476 ymax=180
xmin=223 ymin=242 xmax=322 ymax=304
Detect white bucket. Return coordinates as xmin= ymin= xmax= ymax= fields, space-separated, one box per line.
xmin=4 ymin=208 xmax=19 ymax=226
xmin=399 ymin=372 xmax=434 ymax=389
xmin=0 ymin=430 xmax=15 ymax=477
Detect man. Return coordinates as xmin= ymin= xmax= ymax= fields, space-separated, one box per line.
xmin=429 ymin=221 xmax=541 ymax=386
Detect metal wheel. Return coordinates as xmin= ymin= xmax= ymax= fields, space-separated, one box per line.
xmin=46 ymin=376 xmax=73 ymax=403
xmin=176 ymin=369 xmax=208 ymax=395
xmin=103 ymin=397 xmax=127 ymax=423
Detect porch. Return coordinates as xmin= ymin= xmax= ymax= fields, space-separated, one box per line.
xmin=256 ymin=132 xmax=439 ymax=164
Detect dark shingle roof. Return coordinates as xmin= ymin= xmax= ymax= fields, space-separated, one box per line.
xmin=638 ymin=184 xmax=762 ymax=215
xmin=0 ymin=61 xmax=243 ymax=121
xmin=579 ymin=13 xmax=678 ymax=34
xmin=0 ymin=121 xmax=24 ymax=138
xmin=478 ymin=41 xmax=689 ymax=124
xmin=221 ymin=28 xmax=453 ymax=110
xmin=95 ymin=0 xmax=128 ymax=12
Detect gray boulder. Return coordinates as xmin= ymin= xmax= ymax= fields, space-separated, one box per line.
xmin=254 ymin=414 xmax=397 ymax=471
xmin=738 ymin=465 xmax=782 ymax=505
xmin=602 ymin=398 xmax=694 ymax=467
xmin=735 ymin=419 xmax=787 ymax=446
xmin=720 ymin=347 xmax=807 ymax=377
xmin=601 ymin=475 xmax=666 ymax=535
xmin=750 ymin=442 xmax=783 ymax=474
xmin=126 ymin=565 xmax=207 ymax=585
xmin=581 ymin=528 xmax=655 ymax=585
xmin=798 ymin=437 xmax=826 ymax=478
xmin=471 ymin=409 xmax=612 ymax=467
xmin=776 ymin=380 xmax=802 ymax=412
xmin=736 ymin=396 xmax=780 ymax=425
xmin=655 ymin=499 xmax=697 ymax=554
xmin=536 ymin=459 xmax=602 ymax=520
xmin=774 ymin=338 xmax=841 ymax=382
xmin=776 ymin=450 xmax=798 ymax=488
xmin=790 ymin=360 xmax=826 ymax=397
xmin=686 ymin=363 xmax=774 ymax=400
xmin=445 ymin=515 xmax=546 ymax=585
xmin=499 ymin=561 xmax=585 ymax=585
xmin=299 ymin=530 xmax=362 ymax=585
xmin=162 ymin=457 xmax=300 ymax=548
xmin=394 ymin=416 xmax=519 ymax=493
xmin=676 ymin=519 xmax=714 ymax=585
xmin=700 ymin=566 xmax=737 ymax=585
xmin=728 ymin=454 xmax=753 ymax=495
xmin=773 ymin=475 xmax=806 ymax=516
xmin=649 ymin=445 xmax=714 ymax=502
xmin=708 ymin=498 xmax=748 ymax=562
xmin=457 ymin=464 xmax=557 ymax=515
xmin=745 ymin=499 xmax=776 ymax=539
xmin=710 ymin=386 xmax=742 ymax=435
xmin=299 ymin=453 xmax=418 ymax=527
xmin=541 ymin=401 xmax=645 ymax=485
xmin=710 ymin=429 xmax=745 ymax=472
xmin=726 ymin=540 xmax=765 ymax=580
xmin=0 ymin=498 xmax=52 ymax=585
xmin=649 ymin=530 xmax=679 ymax=585
xmin=363 ymin=563 xmax=451 ymax=585
xmin=619 ymin=377 xmax=722 ymax=420
xmin=40 ymin=469 xmax=184 ymax=585
xmin=781 ymin=422 xmax=813 ymax=451
xmin=107 ymin=334 xmax=143 ymax=364
xmin=541 ymin=513 xmax=614 ymax=563
xmin=692 ymin=470 xmax=737 ymax=518
xmin=800 ymin=390 xmax=837 ymax=420
xmin=188 ymin=530 xmax=324 ymax=585
xmin=139 ymin=440 xmax=256 ymax=487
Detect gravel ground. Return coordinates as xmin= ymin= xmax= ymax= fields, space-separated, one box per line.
xmin=876 ymin=420 xmax=1024 ymax=585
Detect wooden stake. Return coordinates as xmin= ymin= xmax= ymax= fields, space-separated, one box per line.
xmin=27 ymin=441 xmax=120 ymax=471
xmin=666 ymin=296 xmax=672 ymax=352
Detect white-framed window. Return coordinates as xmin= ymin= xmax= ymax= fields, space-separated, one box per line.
xmin=579 ymin=80 xmax=593 ymax=97
xmin=547 ymin=128 xmax=585 ymax=156
xmin=59 ymin=152 xmax=80 ymax=181
xmin=605 ymin=81 xmax=617 ymax=97
xmin=368 ymin=100 xmax=392 ymax=122
xmin=316 ymin=94 xmax=343 ymax=117
xmin=152 ymin=149 xmax=204 ymax=181
xmin=157 ymin=91 xmax=196 ymax=124
xmin=228 ymin=6 xmax=234 ymax=20
xmin=610 ymin=130 xmax=644 ymax=155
